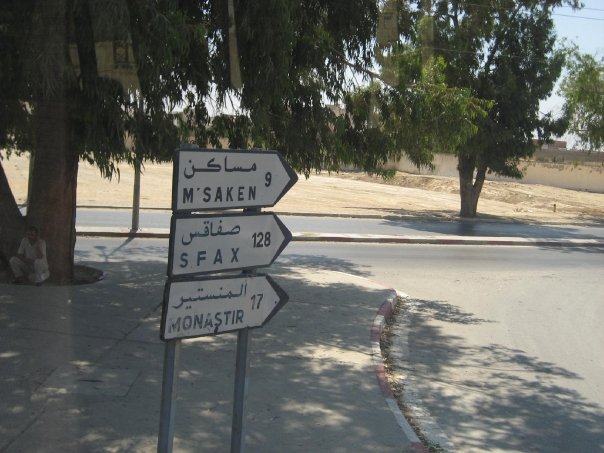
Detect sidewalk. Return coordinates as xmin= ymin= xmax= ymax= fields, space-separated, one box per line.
xmin=0 ymin=239 xmax=423 ymax=453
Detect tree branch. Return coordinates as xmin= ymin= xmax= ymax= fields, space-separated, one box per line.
xmin=481 ymin=6 xmax=521 ymax=80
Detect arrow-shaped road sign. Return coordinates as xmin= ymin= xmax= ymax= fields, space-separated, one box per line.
xmin=160 ymin=274 xmax=288 ymax=340
xmin=172 ymin=148 xmax=298 ymax=212
xmin=168 ymin=212 xmax=291 ymax=278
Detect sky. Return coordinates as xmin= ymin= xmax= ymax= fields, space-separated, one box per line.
xmin=542 ymin=0 xmax=604 ymax=122
xmin=553 ymin=0 xmax=604 ymax=57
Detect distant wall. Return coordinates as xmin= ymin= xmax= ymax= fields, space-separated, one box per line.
xmin=387 ymin=150 xmax=604 ymax=193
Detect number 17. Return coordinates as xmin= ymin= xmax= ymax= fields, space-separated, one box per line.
xmin=251 ymin=293 xmax=263 ymax=310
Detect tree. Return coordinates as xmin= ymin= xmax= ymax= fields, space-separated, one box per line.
xmin=199 ymin=0 xmax=380 ymax=175
xmin=560 ymin=51 xmax=604 ymax=151
xmin=1 ymin=0 xmax=210 ymax=283
xmin=340 ymin=56 xmax=490 ymax=176
xmin=0 ymin=0 xmax=380 ymax=283
xmin=386 ymin=0 xmax=578 ymax=217
xmin=204 ymin=3 xmax=490 ymax=178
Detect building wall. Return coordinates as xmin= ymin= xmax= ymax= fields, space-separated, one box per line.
xmin=388 ymin=150 xmax=604 ymax=193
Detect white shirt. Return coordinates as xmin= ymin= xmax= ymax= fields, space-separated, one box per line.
xmin=18 ymin=237 xmax=48 ymax=264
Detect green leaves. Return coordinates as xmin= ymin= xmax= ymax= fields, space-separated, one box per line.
xmin=560 ymin=51 xmax=604 ymax=151
xmin=342 ymin=37 xmax=490 ymax=174
xmin=361 ymin=0 xmax=574 ymax=216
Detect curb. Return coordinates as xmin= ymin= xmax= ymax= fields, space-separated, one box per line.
xmin=293 ymin=233 xmax=604 ymax=247
xmin=72 ymin=206 xmax=604 ymax=227
xmin=75 ymin=228 xmax=604 ymax=248
xmin=370 ymin=291 xmax=430 ymax=453
xmin=389 ymin=298 xmax=457 ymax=453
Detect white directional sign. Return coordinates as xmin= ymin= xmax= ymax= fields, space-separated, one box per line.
xmin=160 ymin=274 xmax=288 ymax=340
xmin=168 ymin=212 xmax=291 ymax=277
xmin=158 ymin=147 xmax=297 ymax=451
xmin=172 ymin=148 xmax=298 ymax=212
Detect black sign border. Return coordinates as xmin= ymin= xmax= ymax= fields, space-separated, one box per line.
xmin=167 ymin=211 xmax=292 ymax=279
xmin=171 ymin=147 xmax=298 ymax=213
xmin=160 ymin=273 xmax=289 ymax=341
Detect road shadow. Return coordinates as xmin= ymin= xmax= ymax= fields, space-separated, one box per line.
xmin=275 ymin=253 xmax=373 ymax=278
xmin=377 ymin=215 xmax=604 ymax=240
xmin=397 ymin=298 xmax=604 ymax=452
xmin=352 ymin=206 xmax=460 ymax=220
xmin=537 ymin=244 xmax=604 ymax=254
xmin=1 ymin=240 xmax=404 ymax=452
xmin=363 ymin=206 xmax=604 ymax=228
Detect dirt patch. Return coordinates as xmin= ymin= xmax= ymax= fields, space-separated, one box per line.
xmin=334 ymin=171 xmax=604 ymax=224
xmin=3 ymin=153 xmax=604 ymax=224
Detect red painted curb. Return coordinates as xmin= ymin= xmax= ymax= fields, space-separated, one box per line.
xmin=371 ymin=292 xmax=430 ymax=452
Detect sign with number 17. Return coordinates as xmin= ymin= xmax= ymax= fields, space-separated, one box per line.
xmin=160 ymin=274 xmax=289 ymax=340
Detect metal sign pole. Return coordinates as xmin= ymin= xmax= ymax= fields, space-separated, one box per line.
xmin=157 ymin=339 xmax=181 ymax=453
xmin=231 ymin=207 xmax=259 ymax=453
xmin=131 ymin=159 xmax=141 ymax=231
xmin=231 ymin=326 xmax=250 ymax=453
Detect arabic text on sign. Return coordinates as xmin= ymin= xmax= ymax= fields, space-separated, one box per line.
xmin=181 ymin=220 xmax=241 ymax=245
xmin=182 ymin=156 xmax=259 ymax=178
xmin=161 ymin=275 xmax=286 ymax=340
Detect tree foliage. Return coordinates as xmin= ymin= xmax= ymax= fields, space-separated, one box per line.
xmin=560 ymin=50 xmax=604 ymax=151
xmin=1 ymin=0 xmax=217 ymax=282
xmin=0 ymin=0 xmax=381 ymax=282
xmin=194 ymin=0 xmax=380 ymax=176
xmin=378 ymin=0 xmax=579 ymax=217
xmin=341 ymin=55 xmax=490 ymax=175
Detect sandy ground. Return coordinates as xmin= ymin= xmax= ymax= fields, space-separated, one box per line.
xmin=4 ymin=154 xmax=604 ymax=224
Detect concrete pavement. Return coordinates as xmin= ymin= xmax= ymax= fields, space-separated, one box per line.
xmin=3 ymin=207 xmax=603 ymax=453
xmin=0 ymin=237 xmax=427 ymax=453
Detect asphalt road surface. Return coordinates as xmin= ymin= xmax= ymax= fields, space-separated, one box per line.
xmin=74 ymin=237 xmax=604 ymax=453
xmin=73 ymin=208 xmax=604 ymax=240
xmin=282 ymin=242 xmax=604 ymax=453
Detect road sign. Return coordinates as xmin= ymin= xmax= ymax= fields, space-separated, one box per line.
xmin=159 ymin=146 xmax=297 ymax=453
xmin=160 ymin=274 xmax=288 ymax=340
xmin=172 ymin=148 xmax=298 ymax=212
xmin=168 ymin=212 xmax=292 ymax=277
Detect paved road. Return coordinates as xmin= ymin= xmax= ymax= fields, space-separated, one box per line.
xmin=282 ymin=242 xmax=604 ymax=453
xmin=73 ymin=236 xmax=604 ymax=452
xmin=70 ymin=208 xmax=604 ymax=453
xmin=74 ymin=208 xmax=604 ymax=240
xmin=2 ymin=238 xmax=415 ymax=453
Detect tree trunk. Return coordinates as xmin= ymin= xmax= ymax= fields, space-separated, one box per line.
xmin=458 ymin=154 xmax=477 ymax=218
xmin=0 ymin=160 xmax=26 ymax=269
xmin=458 ymin=154 xmax=487 ymax=218
xmin=472 ymin=164 xmax=487 ymax=216
xmin=25 ymin=0 xmax=77 ymax=284
xmin=27 ymin=99 xmax=78 ymax=285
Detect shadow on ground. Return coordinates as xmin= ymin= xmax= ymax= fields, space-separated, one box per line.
xmin=0 ymin=239 xmax=404 ymax=452
xmin=377 ymin=213 xmax=604 ymax=240
xmin=398 ymin=298 xmax=604 ymax=452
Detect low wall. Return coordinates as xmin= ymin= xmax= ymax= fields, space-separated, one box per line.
xmin=388 ymin=151 xmax=604 ymax=193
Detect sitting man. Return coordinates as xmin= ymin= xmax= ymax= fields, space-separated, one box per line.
xmin=10 ymin=226 xmax=50 ymax=285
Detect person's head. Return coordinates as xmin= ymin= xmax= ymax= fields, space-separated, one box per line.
xmin=26 ymin=226 xmax=39 ymax=243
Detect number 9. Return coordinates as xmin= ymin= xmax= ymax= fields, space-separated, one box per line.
xmin=265 ymin=172 xmax=272 ymax=187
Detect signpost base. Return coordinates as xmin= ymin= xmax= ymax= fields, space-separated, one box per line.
xmin=158 ymin=339 xmax=181 ymax=453
xmin=231 ymin=327 xmax=250 ymax=453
